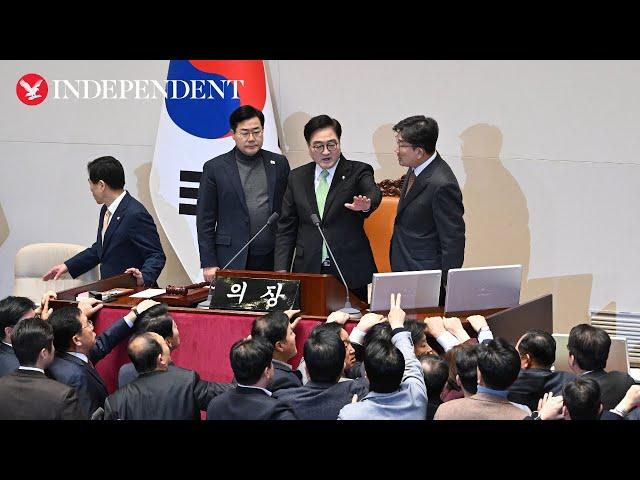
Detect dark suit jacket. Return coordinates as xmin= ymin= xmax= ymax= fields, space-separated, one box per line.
xmin=583 ymin=369 xmax=636 ymax=410
xmin=47 ymin=318 xmax=132 ymax=418
xmin=0 ymin=369 xmax=84 ymax=420
xmin=390 ymin=154 xmax=465 ymax=281
xmin=65 ymin=192 xmax=166 ymax=286
xmin=268 ymin=360 xmax=303 ymax=393
xmin=104 ymin=368 xmax=209 ymax=420
xmin=274 ymin=157 xmax=382 ymax=289
xmin=117 ymin=361 xmax=234 ymax=403
xmin=0 ymin=342 xmax=19 ymax=378
xmin=273 ymin=379 xmax=369 ymax=420
xmin=508 ymin=368 xmax=576 ymax=411
xmin=206 ymin=386 xmax=297 ymax=420
xmin=197 ymin=148 xmax=290 ymax=269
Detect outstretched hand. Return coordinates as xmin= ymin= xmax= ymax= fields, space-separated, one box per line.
xmin=344 ymin=195 xmax=371 ymax=212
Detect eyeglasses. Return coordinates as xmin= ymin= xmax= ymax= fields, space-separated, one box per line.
xmin=82 ymin=319 xmax=94 ymax=330
xmin=235 ymin=129 xmax=263 ymax=139
xmin=396 ymin=142 xmax=417 ymax=149
xmin=311 ymin=141 xmax=339 ymax=153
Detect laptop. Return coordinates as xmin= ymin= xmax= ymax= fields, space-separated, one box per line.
xmin=552 ymin=333 xmax=630 ymax=373
xmin=445 ymin=264 xmax=522 ymax=313
xmin=485 ymin=294 xmax=553 ymax=346
xmin=370 ymin=270 xmax=441 ymax=312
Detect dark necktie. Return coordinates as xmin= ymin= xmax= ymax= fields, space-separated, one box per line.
xmin=404 ymin=168 xmax=416 ymax=198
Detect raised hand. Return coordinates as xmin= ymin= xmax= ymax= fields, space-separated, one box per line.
xmin=443 ymin=317 xmax=470 ymax=343
xmin=356 ymin=312 xmax=385 ymax=333
xmin=42 ymin=263 xmax=68 ymax=281
xmin=77 ymin=298 xmax=103 ymax=318
xmin=387 ymin=293 xmax=405 ymax=329
xmin=467 ymin=315 xmax=488 ymax=333
xmin=125 ymin=267 xmax=145 ymax=286
xmin=424 ymin=316 xmax=446 ymax=338
xmin=344 ymin=195 xmax=371 ymax=212
xmin=327 ymin=311 xmax=350 ymax=325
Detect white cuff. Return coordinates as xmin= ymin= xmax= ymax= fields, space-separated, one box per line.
xmin=478 ymin=329 xmax=494 ymax=343
xmin=349 ymin=327 xmax=367 ymax=346
xmin=436 ymin=331 xmax=461 ymax=352
xmin=124 ymin=317 xmax=134 ymax=328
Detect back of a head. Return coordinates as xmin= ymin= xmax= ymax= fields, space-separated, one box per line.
xmin=0 ymin=296 xmax=36 ymax=333
xmin=405 ymin=319 xmax=427 ymax=345
xmin=303 ymin=114 xmax=342 ymax=143
xmin=128 ymin=333 xmax=163 ymax=374
xmin=476 ymin=337 xmax=521 ymax=390
xmin=568 ymin=324 xmax=610 ymax=371
xmin=419 ymin=354 xmax=449 ymax=400
xmin=230 ymin=338 xmax=274 ymax=386
xmin=250 ymin=311 xmax=289 ymax=347
xmin=562 ymin=377 xmax=602 ymax=420
xmin=304 ymin=327 xmax=345 ymax=383
xmin=392 ymin=115 xmax=439 ymax=154
xmin=48 ymin=306 xmax=82 ymax=353
xmin=364 ymin=339 xmax=404 ymax=393
xmin=454 ymin=344 xmax=479 ymax=394
xmin=135 ymin=311 xmax=174 ymax=339
xmin=87 ymin=155 xmax=125 ymax=190
xmin=363 ymin=321 xmax=392 ymax=348
xmin=11 ymin=317 xmax=54 ymax=367
xmin=518 ymin=329 xmax=556 ymax=368
xmin=137 ymin=303 xmax=169 ymax=325
xmin=229 ymin=105 xmax=265 ymax=130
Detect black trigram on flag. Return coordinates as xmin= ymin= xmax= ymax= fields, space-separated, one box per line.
xmin=179 ymin=170 xmax=202 ymax=216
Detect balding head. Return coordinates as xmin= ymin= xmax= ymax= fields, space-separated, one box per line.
xmin=127 ymin=332 xmax=170 ymax=374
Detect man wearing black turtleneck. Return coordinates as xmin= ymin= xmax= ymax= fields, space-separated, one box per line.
xmin=197 ymin=105 xmax=290 ymax=282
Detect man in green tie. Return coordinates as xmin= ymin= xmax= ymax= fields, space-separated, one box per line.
xmin=274 ymin=115 xmax=381 ymax=302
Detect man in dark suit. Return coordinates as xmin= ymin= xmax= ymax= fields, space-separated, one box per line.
xmin=274 ymin=326 xmax=368 ymax=420
xmin=567 ymin=324 xmax=636 ymax=410
xmin=390 ymin=116 xmax=465 ymax=303
xmin=47 ymin=298 xmax=158 ymax=418
xmin=105 ymin=332 xmax=209 ymax=420
xmin=250 ymin=311 xmax=302 ymax=392
xmin=116 ymin=303 xmax=233 ymax=401
xmin=43 ymin=155 xmax=166 ymax=287
xmin=508 ymin=329 xmax=576 ymax=411
xmin=0 ymin=296 xmax=37 ymax=378
xmin=0 ymin=317 xmax=84 ymax=420
xmin=207 ymin=338 xmax=297 ymax=420
xmin=274 ymin=115 xmax=381 ymax=301
xmin=197 ymin=105 xmax=290 ymax=282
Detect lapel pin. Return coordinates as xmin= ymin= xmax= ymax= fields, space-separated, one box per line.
xmin=117 ymin=217 xmax=120 ymax=221
xmin=270 ymin=160 xmax=276 ymax=164
xmin=341 ymin=175 xmax=345 ymax=180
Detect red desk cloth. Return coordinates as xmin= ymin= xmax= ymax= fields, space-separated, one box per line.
xmin=94 ymin=307 xmax=355 ymax=394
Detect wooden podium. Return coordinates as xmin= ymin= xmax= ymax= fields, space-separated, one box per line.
xmin=52 ymin=270 xmax=368 ymax=317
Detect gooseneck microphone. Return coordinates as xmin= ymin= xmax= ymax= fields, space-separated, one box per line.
xmin=199 ymin=212 xmax=280 ymax=309
xmin=310 ymin=213 xmax=362 ymax=318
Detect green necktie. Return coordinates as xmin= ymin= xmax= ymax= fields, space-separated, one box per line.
xmin=316 ymin=169 xmax=330 ymax=261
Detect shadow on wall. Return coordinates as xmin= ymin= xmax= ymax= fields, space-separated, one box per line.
xmin=134 ymin=162 xmax=191 ymax=287
xmin=0 ymin=203 xmax=8 ymax=249
xmin=282 ymin=112 xmax=311 ymax=169
xmin=372 ymin=123 xmax=405 ymax=182
xmin=460 ymin=123 xmax=592 ymax=331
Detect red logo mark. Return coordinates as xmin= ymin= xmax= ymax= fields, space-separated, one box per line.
xmin=16 ymin=73 xmax=48 ymax=106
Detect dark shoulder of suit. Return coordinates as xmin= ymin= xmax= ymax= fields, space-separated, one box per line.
xmin=0 ymin=344 xmax=19 ymax=378
xmin=206 ymin=387 xmax=297 ymax=420
xmin=274 ymin=380 xmax=366 ymax=420
xmin=269 ymin=365 xmax=303 ymax=392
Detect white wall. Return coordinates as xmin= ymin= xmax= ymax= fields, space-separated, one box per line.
xmin=1 ymin=60 xmax=638 ymax=332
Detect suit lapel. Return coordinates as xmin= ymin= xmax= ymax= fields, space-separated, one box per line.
xmin=221 ymin=150 xmax=249 ymax=216
xmin=262 ymin=153 xmax=277 ymax=212
xmin=62 ymin=353 xmax=106 ymax=391
xmin=303 ymin=163 xmax=320 ymax=218
xmin=322 ymin=157 xmax=351 ymax=219
xmin=396 ymin=154 xmax=442 ymax=216
xmin=102 ymin=192 xmax=131 ymax=253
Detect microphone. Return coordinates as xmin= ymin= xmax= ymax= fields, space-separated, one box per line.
xmin=198 ymin=212 xmax=280 ymax=309
xmin=310 ymin=213 xmax=362 ymax=318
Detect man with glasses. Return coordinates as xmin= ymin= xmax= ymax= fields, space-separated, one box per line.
xmin=274 ymin=114 xmax=381 ymax=302
xmin=197 ymin=105 xmax=290 ymax=282
xmin=390 ymin=115 xmax=465 ymax=304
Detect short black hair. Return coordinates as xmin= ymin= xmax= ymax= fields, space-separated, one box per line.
xmin=230 ymin=338 xmax=274 ymax=385
xmin=567 ymin=324 xmax=611 ymax=371
xmin=405 ymin=320 xmax=427 ymax=345
xmin=137 ymin=303 xmax=169 ymax=324
xmin=11 ymin=317 xmax=54 ymax=367
xmin=87 ymin=156 xmax=125 ymax=190
xmin=454 ymin=344 xmax=479 ymax=394
xmin=0 ymin=296 xmax=36 ymax=334
xmin=363 ymin=321 xmax=392 ymax=348
xmin=304 ymin=327 xmax=345 ymax=383
xmin=48 ymin=307 xmax=82 ymax=353
xmin=476 ymin=337 xmax=521 ymax=390
xmin=134 ymin=304 xmax=174 ymax=339
xmin=419 ymin=354 xmax=449 ymax=400
xmin=251 ymin=311 xmax=289 ymax=347
xmin=229 ymin=105 xmax=265 ymax=131
xmin=517 ymin=330 xmax=556 ymax=368
xmin=562 ymin=377 xmax=602 ymax=420
xmin=303 ymin=115 xmax=342 ymax=143
xmin=364 ymin=339 xmax=404 ymax=394
xmin=128 ymin=333 xmax=163 ymax=374
xmin=392 ymin=115 xmax=439 ymax=154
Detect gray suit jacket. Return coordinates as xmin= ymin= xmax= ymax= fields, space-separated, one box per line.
xmin=338 ymin=330 xmax=427 ymax=420
xmin=434 ymin=392 xmax=529 ymax=420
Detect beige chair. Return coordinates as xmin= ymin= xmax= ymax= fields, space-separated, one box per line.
xmin=13 ymin=243 xmax=99 ymax=302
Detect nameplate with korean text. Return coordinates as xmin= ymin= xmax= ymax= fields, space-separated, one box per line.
xmin=211 ymin=276 xmax=301 ymax=311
